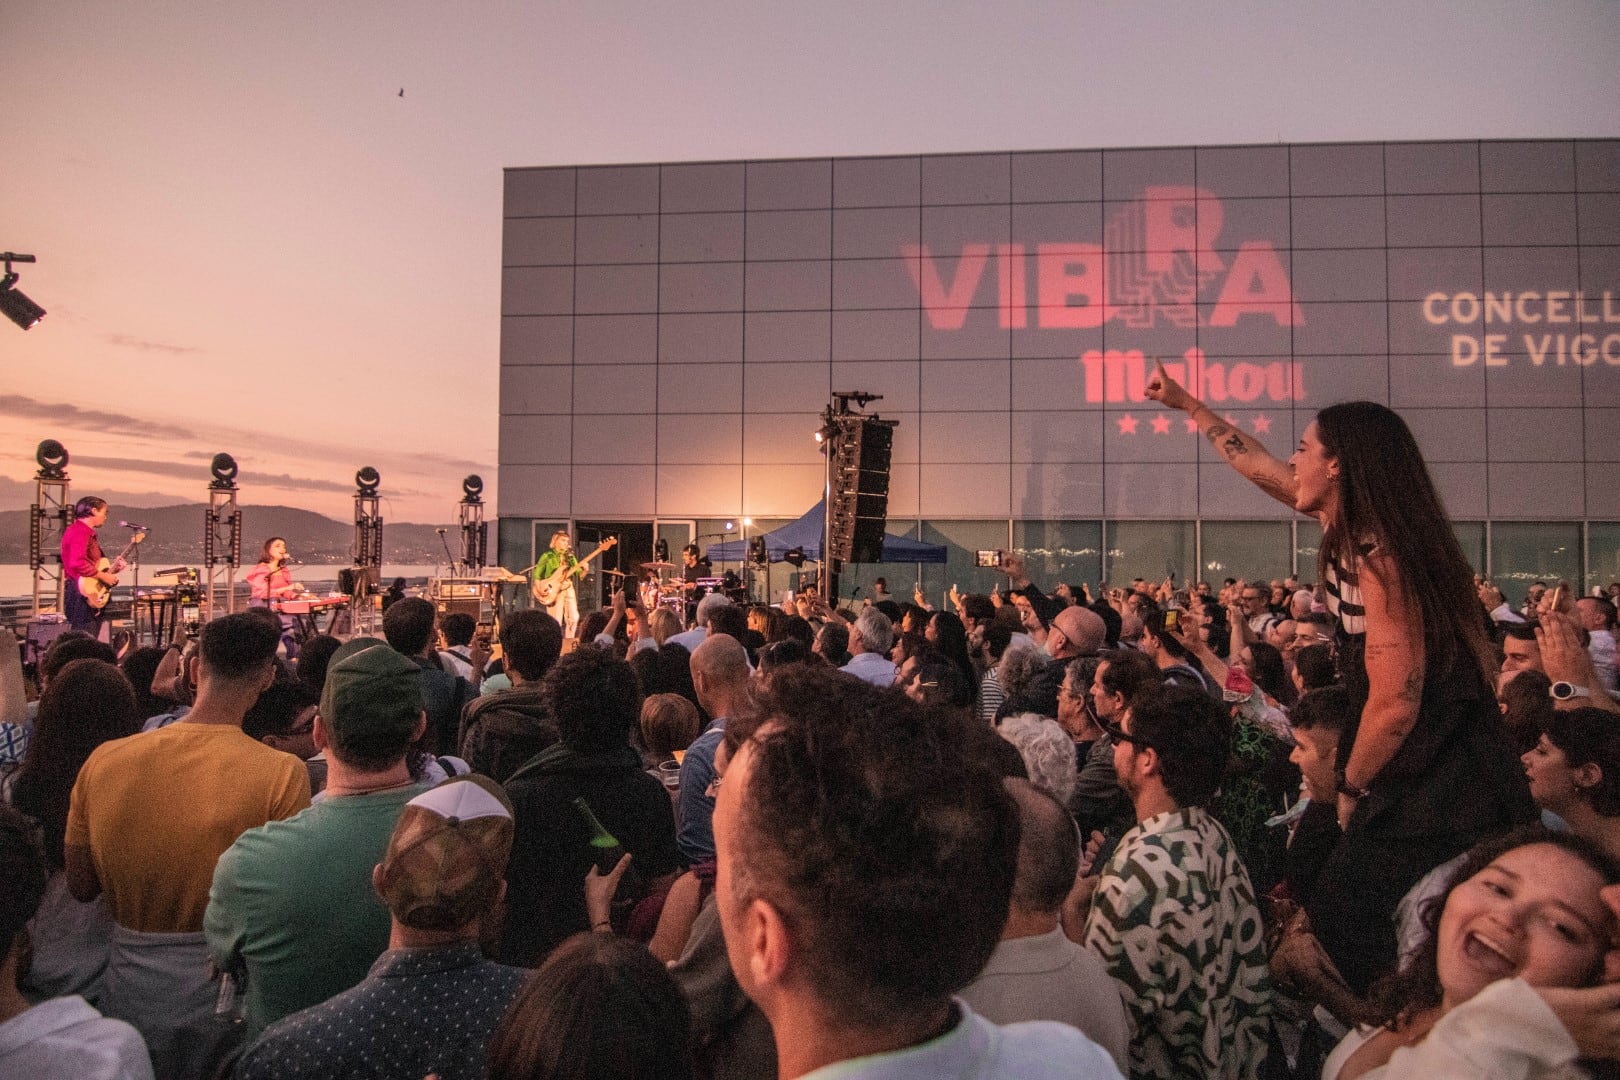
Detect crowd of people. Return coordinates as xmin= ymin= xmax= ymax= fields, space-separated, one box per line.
xmin=4 ymin=372 xmax=1620 ymax=1078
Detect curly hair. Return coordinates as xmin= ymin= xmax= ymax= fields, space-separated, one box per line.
xmin=997 ymin=713 xmax=1078 ymax=805
xmin=545 ymin=647 xmax=643 ymax=753
xmin=1364 ymin=826 xmax=1620 ymax=1030
xmin=734 ymin=666 xmax=1019 ymax=1026
xmin=995 ymin=644 xmax=1049 ymax=711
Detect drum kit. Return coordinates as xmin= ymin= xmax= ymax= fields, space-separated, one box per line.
xmin=637 ymin=560 xmax=704 ymax=616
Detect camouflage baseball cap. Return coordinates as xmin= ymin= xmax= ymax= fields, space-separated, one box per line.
xmin=377 ymin=775 xmax=514 ymax=931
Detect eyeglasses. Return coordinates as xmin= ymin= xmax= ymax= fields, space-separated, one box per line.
xmin=1101 ymin=718 xmax=1152 ymax=749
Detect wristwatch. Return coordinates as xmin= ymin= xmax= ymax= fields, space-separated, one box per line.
xmin=1335 ymin=767 xmax=1371 ymax=800
xmin=1550 ymin=681 xmax=1591 ymax=701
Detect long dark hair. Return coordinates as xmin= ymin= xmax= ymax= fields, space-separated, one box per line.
xmin=1364 ymin=826 xmax=1620 ymax=1030
xmin=259 ymin=536 xmax=287 ymax=565
xmin=11 ymin=659 xmax=141 ymax=869
xmin=929 ymin=611 xmax=977 ymax=688
xmin=1313 ymin=402 xmax=1494 ymax=684
xmin=1245 ymin=641 xmax=1296 ymax=707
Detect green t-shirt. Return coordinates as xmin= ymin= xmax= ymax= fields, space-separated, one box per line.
xmin=534 ymin=548 xmax=578 ymax=584
xmin=204 ymin=783 xmax=424 ymax=1037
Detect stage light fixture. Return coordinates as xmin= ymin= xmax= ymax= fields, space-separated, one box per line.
xmin=0 ymin=253 xmax=45 ymax=331
xmin=724 ymin=520 xmax=735 ymax=532
xmin=209 ymin=452 xmax=239 ymax=489
xmin=355 ymin=466 xmax=381 ymax=496
xmin=461 ymin=474 xmax=484 ymax=502
xmin=35 ymin=439 xmax=68 ymax=479
xmin=783 ymin=547 xmax=806 ymax=568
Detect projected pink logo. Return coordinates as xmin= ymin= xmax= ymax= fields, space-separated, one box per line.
xmin=904 ymin=187 xmax=1306 ymax=405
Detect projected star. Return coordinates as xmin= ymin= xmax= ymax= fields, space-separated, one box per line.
xmin=1252 ymin=415 xmax=1273 ymax=434
xmin=1151 ymin=415 xmax=1171 ymax=435
xmin=1117 ymin=414 xmax=1139 ymax=435
xmin=1184 ymin=417 xmax=1200 ymax=434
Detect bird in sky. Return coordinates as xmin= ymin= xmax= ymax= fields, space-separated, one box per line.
xmin=398 ymin=88 xmax=404 ymax=97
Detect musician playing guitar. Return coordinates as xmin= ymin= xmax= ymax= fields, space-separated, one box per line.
xmin=60 ymin=497 xmax=128 ymax=638
xmin=532 ymin=530 xmax=617 ymax=638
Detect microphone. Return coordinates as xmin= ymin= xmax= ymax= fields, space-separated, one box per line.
xmin=119 ymin=520 xmax=150 ymax=530
xmin=281 ymin=556 xmax=302 ymax=565
xmin=435 ymin=528 xmax=447 ymax=535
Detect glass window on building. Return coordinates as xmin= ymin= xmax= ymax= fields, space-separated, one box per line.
xmin=1451 ymin=522 xmax=1486 ymax=580
xmin=1491 ymin=522 xmax=1582 ymax=609
xmin=1295 ymin=520 xmax=1323 ymax=586
xmin=497 ymin=518 xmax=538 ymax=576
xmin=1200 ymin=521 xmax=1292 ymax=589
xmin=919 ymin=520 xmax=1012 ymax=607
xmin=1013 ymin=520 xmax=1103 ymax=598
xmin=655 ymin=521 xmax=694 ymax=561
xmin=1587 ymin=523 xmax=1620 ymax=599
xmin=1105 ymin=521 xmax=1195 ymax=589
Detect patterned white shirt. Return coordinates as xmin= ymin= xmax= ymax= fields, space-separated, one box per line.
xmin=1082 ymin=806 xmax=1273 ymax=1079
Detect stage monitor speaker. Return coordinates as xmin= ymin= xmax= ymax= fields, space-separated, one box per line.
xmin=435 ymin=598 xmax=481 ymax=623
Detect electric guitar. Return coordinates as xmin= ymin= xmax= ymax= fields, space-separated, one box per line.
xmin=532 ymin=537 xmax=618 ymax=606
xmin=78 ymin=531 xmax=147 ymax=610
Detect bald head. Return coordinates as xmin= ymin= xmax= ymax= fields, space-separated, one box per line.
xmin=1048 ymin=605 xmax=1105 ymax=659
xmin=1006 ymin=778 xmax=1078 ymax=915
xmin=692 ymin=633 xmax=750 ymax=716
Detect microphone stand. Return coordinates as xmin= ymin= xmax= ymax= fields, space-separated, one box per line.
xmin=130 ymin=535 xmax=142 ymax=645
xmin=436 ymin=528 xmax=457 ymax=577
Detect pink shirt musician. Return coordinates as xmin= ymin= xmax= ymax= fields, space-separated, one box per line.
xmin=245 ymin=538 xmax=303 ymax=605
xmin=245 ymin=537 xmax=305 ymax=659
xmin=60 ymin=496 xmax=121 ymax=636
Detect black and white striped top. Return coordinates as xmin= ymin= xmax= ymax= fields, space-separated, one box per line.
xmin=1324 ymin=554 xmax=1367 ymax=638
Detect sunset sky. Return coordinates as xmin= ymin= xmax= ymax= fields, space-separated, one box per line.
xmin=4 ymin=1 xmax=1616 ymax=523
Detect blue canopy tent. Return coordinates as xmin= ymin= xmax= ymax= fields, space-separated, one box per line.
xmin=707 ymin=502 xmax=947 ymax=564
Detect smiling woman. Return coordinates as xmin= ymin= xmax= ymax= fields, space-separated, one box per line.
xmin=1320 ymin=827 xmax=1620 ymax=1080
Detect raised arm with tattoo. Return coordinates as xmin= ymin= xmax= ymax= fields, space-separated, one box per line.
xmin=1146 ymin=359 xmax=1298 ymax=507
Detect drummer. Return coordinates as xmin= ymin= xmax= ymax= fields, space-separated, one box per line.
xmin=681 ymin=543 xmax=710 ymax=624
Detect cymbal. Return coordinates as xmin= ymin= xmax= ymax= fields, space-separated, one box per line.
xmin=602 ymin=569 xmax=626 ymax=577
xmin=641 ymin=560 xmax=676 ymax=570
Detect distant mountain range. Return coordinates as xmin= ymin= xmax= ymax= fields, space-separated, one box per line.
xmin=0 ymin=502 xmax=465 ymax=566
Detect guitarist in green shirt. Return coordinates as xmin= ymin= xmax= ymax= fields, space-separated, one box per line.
xmin=532 ymin=531 xmax=581 ymax=638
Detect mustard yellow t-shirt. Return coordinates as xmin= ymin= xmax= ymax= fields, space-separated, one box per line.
xmin=66 ymin=722 xmax=311 ymax=933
